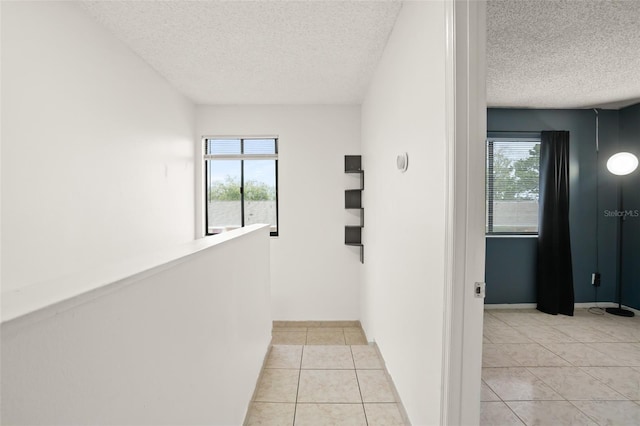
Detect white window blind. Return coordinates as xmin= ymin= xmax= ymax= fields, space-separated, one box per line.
xmin=486 ymin=136 xmax=541 ymax=234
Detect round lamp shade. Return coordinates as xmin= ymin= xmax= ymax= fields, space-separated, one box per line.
xmin=607 ymin=152 xmax=639 ymax=176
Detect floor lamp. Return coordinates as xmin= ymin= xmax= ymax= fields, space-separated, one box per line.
xmin=605 ymin=152 xmax=639 ymax=318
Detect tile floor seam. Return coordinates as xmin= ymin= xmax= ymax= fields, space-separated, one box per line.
xmin=292 ymin=345 xmax=304 ymax=426
xmin=484 ymin=378 xmax=527 ymax=424
xmin=350 ymin=345 xmax=369 ymax=426
xmin=507 ymin=402 xmax=528 ymax=426
xmin=486 ymin=379 xmax=508 ymax=404
xmin=585 ymin=341 xmax=631 ymax=361
xmin=550 ymin=346 xmax=579 ymax=367
xmin=565 ymin=399 xmax=605 ymax=425
xmin=577 ymin=366 xmax=637 ymax=401
xmin=522 ymin=366 xmax=571 ymax=403
xmin=585 ymin=342 xmax=637 ymax=367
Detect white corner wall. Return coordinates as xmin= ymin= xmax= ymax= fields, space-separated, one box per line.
xmin=1 ymin=225 xmax=272 ymax=425
xmin=1 ymin=1 xmax=195 ymax=291
xmin=360 ymin=2 xmax=447 ymax=425
xmin=196 ymin=106 xmax=361 ymax=320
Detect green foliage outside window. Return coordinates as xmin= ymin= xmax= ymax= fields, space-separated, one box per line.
xmin=490 ymin=144 xmax=540 ymax=201
xmin=209 ymin=175 xmax=276 ymax=201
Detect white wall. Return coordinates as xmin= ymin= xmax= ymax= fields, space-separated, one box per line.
xmin=1 ymin=1 xmax=195 ymax=291
xmin=360 ymin=2 xmax=447 ymax=425
xmin=1 ymin=225 xmax=272 ymax=425
xmin=196 ymin=106 xmax=361 ymax=320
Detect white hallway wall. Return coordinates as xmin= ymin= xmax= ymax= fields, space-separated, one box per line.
xmin=1 ymin=1 xmax=195 ymax=290
xmin=2 ymin=2 xmax=475 ymax=424
xmin=361 ymin=2 xmax=447 ymax=425
xmin=196 ymin=106 xmax=361 ymax=320
xmin=2 ymin=226 xmax=272 ymax=425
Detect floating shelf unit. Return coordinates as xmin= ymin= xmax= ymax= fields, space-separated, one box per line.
xmin=345 ymin=155 xmax=364 ymax=263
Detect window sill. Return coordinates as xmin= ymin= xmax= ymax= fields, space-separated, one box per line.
xmin=486 ymin=234 xmax=538 ymax=238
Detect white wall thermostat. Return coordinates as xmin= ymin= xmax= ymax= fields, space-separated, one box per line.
xmin=396 ymin=152 xmax=408 ymax=172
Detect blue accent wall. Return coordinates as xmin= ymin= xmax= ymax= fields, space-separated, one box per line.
xmin=485 ymin=237 xmax=537 ymax=304
xmin=485 ymin=108 xmax=630 ymax=306
xmin=619 ymin=104 xmax=640 ymax=310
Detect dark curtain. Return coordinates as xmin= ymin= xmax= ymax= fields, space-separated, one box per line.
xmin=537 ymin=131 xmax=574 ymax=316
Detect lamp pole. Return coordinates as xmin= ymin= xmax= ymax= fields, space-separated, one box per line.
xmin=605 ymin=152 xmax=638 ymax=318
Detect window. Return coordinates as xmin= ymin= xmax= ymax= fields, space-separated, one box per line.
xmin=204 ymin=137 xmax=278 ymax=236
xmin=486 ymin=134 xmax=541 ymax=234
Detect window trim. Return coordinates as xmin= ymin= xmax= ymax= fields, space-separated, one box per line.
xmin=204 ymin=136 xmax=279 ymax=237
xmin=485 ymin=134 xmax=541 ymax=236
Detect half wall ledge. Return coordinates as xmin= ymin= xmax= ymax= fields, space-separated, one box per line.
xmin=1 ymin=224 xmax=271 ymax=326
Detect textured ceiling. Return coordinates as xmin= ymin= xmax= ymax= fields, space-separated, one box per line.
xmin=80 ymin=0 xmax=402 ymax=105
xmin=487 ymin=0 xmax=640 ymax=109
xmin=81 ymin=1 xmax=640 ymax=109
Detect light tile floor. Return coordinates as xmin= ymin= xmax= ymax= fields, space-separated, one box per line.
xmin=245 ymin=323 xmax=407 ymax=426
xmin=481 ymin=308 xmax=640 ymax=426
xmin=271 ymin=324 xmax=368 ymax=346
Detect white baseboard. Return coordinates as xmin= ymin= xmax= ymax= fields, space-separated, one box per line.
xmin=484 ymin=303 xmax=536 ymax=309
xmin=484 ymin=302 xmax=640 ymax=315
xmin=574 ymin=302 xmax=616 ymax=309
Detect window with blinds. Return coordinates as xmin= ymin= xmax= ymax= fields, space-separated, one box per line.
xmin=204 ymin=138 xmax=278 ymax=236
xmin=486 ymin=135 xmax=541 ymax=234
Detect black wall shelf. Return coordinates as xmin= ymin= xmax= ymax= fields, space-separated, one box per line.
xmin=345 ymin=155 xmax=361 ymax=172
xmin=345 ymin=155 xmax=364 ymax=263
xmin=345 ymin=190 xmax=362 ymax=209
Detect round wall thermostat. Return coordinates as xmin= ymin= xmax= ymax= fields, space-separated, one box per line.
xmin=396 ymin=152 xmax=408 ymax=172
